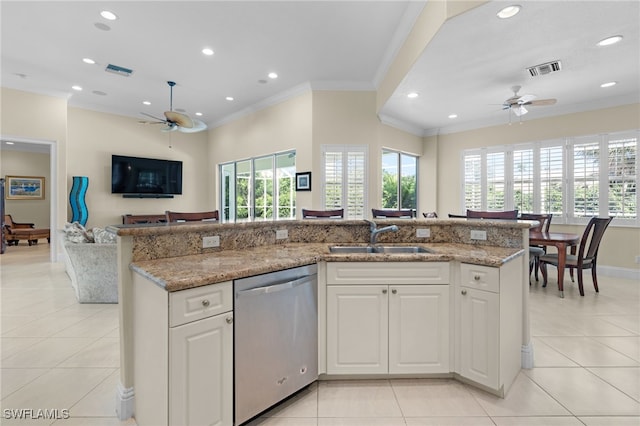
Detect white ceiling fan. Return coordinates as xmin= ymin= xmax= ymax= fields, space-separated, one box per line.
xmin=503 ymin=85 xmax=557 ymax=117
xmin=139 ymin=81 xmax=207 ymax=133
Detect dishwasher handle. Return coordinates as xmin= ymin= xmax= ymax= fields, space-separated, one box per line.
xmin=236 ymin=275 xmax=315 ymax=297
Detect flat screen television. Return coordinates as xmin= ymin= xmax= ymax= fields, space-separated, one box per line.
xmin=111 ymin=155 xmax=182 ymax=196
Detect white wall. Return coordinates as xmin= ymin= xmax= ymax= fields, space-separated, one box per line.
xmin=67 ymin=107 xmax=211 ymax=227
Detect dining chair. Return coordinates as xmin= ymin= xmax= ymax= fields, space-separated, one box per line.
xmin=448 ymin=213 xmax=467 ymax=218
xmin=372 ymin=208 xmax=413 ymax=219
xmin=165 ymin=210 xmax=219 ymax=222
xmin=539 ymin=216 xmax=613 ymax=296
xmin=122 ymin=214 xmax=167 ymax=224
xmin=520 ymin=213 xmax=553 ymax=280
xmin=466 ymin=209 xmax=519 ymax=219
xmin=301 ymin=208 xmax=344 ymax=219
xmin=422 ymin=212 xmax=438 ymax=218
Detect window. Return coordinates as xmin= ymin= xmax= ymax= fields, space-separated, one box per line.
xmin=219 ymin=151 xmax=296 ymax=222
xmin=381 ymin=150 xmax=418 ymax=212
xmin=321 ymin=145 xmax=368 ymax=219
xmin=461 ymin=130 xmax=639 ymax=226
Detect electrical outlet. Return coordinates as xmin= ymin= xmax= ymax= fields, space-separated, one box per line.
xmin=202 ymin=235 xmax=220 ymax=248
xmin=275 ymin=229 xmax=288 ymax=240
xmin=470 ymin=230 xmax=487 ymax=240
xmin=416 ymin=228 xmax=431 ymax=238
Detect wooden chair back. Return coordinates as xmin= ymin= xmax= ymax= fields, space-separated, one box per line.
xmin=372 ymin=208 xmax=413 ymax=219
xmin=578 ymin=216 xmax=613 ymax=264
xmin=520 ymin=213 xmax=553 ymax=233
xmin=301 ymin=208 xmax=344 ymax=219
xmin=165 ymin=210 xmax=219 ymax=223
xmin=122 ymin=214 xmax=167 ymax=224
xmin=466 ymin=209 xmax=519 ymax=219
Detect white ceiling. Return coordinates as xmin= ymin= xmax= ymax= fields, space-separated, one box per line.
xmin=1 ymin=1 xmax=639 ymax=144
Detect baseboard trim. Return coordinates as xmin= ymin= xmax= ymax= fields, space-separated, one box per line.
xmin=521 ymin=342 xmax=534 ymax=369
xmin=598 ymin=265 xmax=640 ymax=281
xmin=115 ymin=382 xmax=134 ymax=420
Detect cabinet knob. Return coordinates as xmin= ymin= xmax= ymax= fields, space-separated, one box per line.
xmin=461 ymin=289 xmax=467 ymax=295
xmin=391 ymin=289 xmax=397 ymax=294
xmin=226 ymin=316 xmax=233 ymax=324
xmin=382 ymin=289 xmax=388 ymax=294
xmin=473 ymin=275 xmax=481 ymax=281
xmin=201 ymin=299 xmax=210 ymax=307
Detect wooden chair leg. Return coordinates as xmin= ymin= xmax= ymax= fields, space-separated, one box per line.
xmin=541 ymin=262 xmax=548 ymax=287
xmin=576 ymin=268 xmax=585 ymax=296
xmin=570 ymin=268 xmax=575 ymax=282
xmin=592 ymin=265 xmax=599 ymax=293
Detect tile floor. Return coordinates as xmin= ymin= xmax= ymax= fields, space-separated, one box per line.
xmin=1 ymin=243 xmax=639 ymax=425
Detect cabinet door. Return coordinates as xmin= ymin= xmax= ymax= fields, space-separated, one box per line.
xmin=327 ymin=285 xmax=388 ymax=374
xmin=459 ymin=287 xmax=499 ymax=389
xmin=389 ymin=285 xmax=449 ymax=374
xmin=169 ymin=313 xmax=233 ymax=426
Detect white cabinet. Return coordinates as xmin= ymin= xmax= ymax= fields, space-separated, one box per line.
xmin=169 ymin=313 xmax=233 ymax=426
xmin=456 ymin=260 xmax=522 ymax=396
xmin=325 ymin=262 xmax=449 ymax=375
xmin=132 ymin=275 xmax=233 ymax=426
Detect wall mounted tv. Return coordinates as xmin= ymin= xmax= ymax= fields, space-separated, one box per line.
xmin=111 ymin=155 xmax=182 ymax=198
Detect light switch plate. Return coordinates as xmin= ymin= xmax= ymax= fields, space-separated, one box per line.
xmin=202 ymin=236 xmax=220 ymax=248
xmin=416 ymin=228 xmax=431 ymax=238
xmin=470 ymin=230 xmax=487 ymax=240
xmin=276 ymin=229 xmax=288 ymax=239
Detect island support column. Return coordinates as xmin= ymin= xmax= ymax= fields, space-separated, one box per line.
xmin=116 ymin=235 xmax=135 ymax=420
xmin=521 ymin=228 xmax=534 ymax=368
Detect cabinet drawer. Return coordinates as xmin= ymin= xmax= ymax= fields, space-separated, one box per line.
xmin=169 ymin=281 xmax=232 ymax=327
xmin=460 ymin=264 xmax=499 ymax=293
xmin=327 ymin=262 xmax=449 ymax=285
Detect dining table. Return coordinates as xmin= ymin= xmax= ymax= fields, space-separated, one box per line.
xmin=529 ymin=231 xmax=580 ymax=298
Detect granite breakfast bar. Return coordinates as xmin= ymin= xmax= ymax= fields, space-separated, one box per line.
xmin=113 ymin=219 xmax=533 ymax=425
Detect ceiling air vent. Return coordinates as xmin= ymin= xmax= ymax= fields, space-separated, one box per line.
xmin=105 ymin=63 xmax=134 ymax=77
xmin=527 ymin=60 xmax=561 ymax=77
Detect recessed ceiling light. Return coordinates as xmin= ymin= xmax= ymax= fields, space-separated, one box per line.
xmin=195 ymin=112 xmax=203 ymax=116
xmin=72 ymin=85 xmax=83 ymax=91
xmin=82 ymin=58 xmax=96 ymax=64
xmin=448 ymin=114 xmax=458 ymax=119
xmin=407 ymin=92 xmax=419 ymax=98
xmin=597 ymin=35 xmax=623 ymax=47
xmin=202 ymin=48 xmax=214 ymax=56
xmin=142 ymin=101 xmax=151 ymax=105
xmin=100 ymin=10 xmax=118 ymax=20
xmin=497 ymin=5 xmax=521 ymax=19
xmin=268 ymin=72 xmax=278 ymax=79
xmin=6 ymin=141 xmax=15 ymax=145
xmin=600 ymin=81 xmax=617 ymax=88
xmin=225 ymin=96 xmax=234 ymax=101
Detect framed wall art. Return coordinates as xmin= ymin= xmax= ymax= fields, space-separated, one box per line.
xmin=295 ymin=172 xmax=311 ymax=191
xmin=5 ymin=175 xmax=45 ymax=200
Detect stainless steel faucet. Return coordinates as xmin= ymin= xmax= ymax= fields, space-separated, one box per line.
xmin=365 ymin=220 xmax=399 ymax=245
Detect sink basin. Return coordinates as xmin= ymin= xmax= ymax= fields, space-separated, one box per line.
xmin=328 ymin=246 xmax=375 ymax=254
xmin=328 ymin=245 xmax=433 ymax=254
xmin=374 ymin=246 xmax=434 ymax=254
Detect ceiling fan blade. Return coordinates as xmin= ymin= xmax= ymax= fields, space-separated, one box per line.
xmin=177 ymin=119 xmax=208 ymax=133
xmin=164 ymin=111 xmax=194 ymax=129
xmin=517 ymin=94 xmax=537 ymax=104
xmin=141 ymin=112 xmax=167 ymax=122
xmin=529 ymin=98 xmax=557 ymax=106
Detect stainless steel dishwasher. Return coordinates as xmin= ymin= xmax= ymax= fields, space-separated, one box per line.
xmin=234 ymin=264 xmax=318 ymax=425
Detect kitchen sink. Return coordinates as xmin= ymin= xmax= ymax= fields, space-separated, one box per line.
xmin=328 ymin=245 xmax=433 ymax=254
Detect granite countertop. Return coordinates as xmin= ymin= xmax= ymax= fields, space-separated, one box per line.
xmin=131 ymin=243 xmax=524 ymax=292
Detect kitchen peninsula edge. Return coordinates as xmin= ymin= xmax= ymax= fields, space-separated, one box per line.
xmin=113 ymin=219 xmax=533 ymax=423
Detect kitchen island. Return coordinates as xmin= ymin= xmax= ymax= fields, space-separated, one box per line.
xmin=113 ymin=219 xmax=533 ymax=425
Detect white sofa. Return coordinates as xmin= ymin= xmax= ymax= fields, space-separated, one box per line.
xmin=60 ymin=224 xmax=118 ymax=304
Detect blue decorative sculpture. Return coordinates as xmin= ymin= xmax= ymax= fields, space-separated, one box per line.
xmin=70 ymin=176 xmax=89 ymax=225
